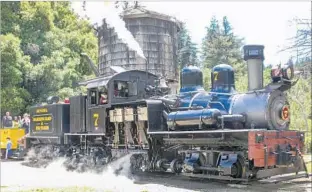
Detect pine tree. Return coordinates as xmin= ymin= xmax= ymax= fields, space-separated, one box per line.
xmin=177 ymin=23 xmax=199 ymax=68
xmin=222 ymin=16 xmax=232 ymax=36
xmin=201 ymin=16 xmax=244 ymax=73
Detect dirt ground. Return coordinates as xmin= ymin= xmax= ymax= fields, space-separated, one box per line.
xmin=133 ymin=172 xmax=312 ymax=192
xmin=1 ymin=160 xmax=311 ymax=192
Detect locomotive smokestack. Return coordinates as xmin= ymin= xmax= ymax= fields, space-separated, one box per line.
xmin=243 ymin=45 xmax=265 ymax=91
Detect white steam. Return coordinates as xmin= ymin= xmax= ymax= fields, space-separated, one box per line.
xmin=77 ymin=2 xmax=146 ymax=60
xmin=1 ymin=156 xmax=197 ymax=192
xmin=1 ymin=146 xmax=196 ymax=191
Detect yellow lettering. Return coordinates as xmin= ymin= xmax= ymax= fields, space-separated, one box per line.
xmin=214 ymin=72 xmax=219 ymax=81
xmin=32 ymin=115 xmax=52 ymax=122
xmin=35 ymin=126 xmax=49 ymax=131
xmin=93 ymin=113 xmax=99 ymax=127
xmin=36 ymin=108 xmax=48 ymax=114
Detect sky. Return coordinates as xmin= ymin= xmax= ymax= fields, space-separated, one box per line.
xmin=72 ymin=1 xmax=311 ymax=65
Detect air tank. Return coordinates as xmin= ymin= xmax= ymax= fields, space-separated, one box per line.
xmin=167 ymin=108 xmax=222 ymax=130
xmin=97 ymin=7 xmax=180 ymax=80
xmin=243 ymin=45 xmax=265 ymax=91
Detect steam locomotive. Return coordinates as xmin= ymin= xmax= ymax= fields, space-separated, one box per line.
xmin=21 ymin=45 xmax=308 ymax=182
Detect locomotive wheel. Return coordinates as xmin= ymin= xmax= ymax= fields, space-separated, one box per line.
xmin=156 ymin=159 xmax=168 ymax=171
xmin=231 ymin=161 xmax=243 ymax=178
xmin=130 ymin=154 xmax=145 ymax=172
xmin=170 ymin=159 xmax=183 ymax=173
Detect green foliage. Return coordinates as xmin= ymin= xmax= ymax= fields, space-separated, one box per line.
xmin=1 ymin=34 xmax=23 ymax=87
xmin=202 ymin=68 xmax=212 ymax=91
xmin=307 ymin=161 xmax=312 ymax=173
xmin=286 ymin=77 xmax=312 ymax=152
xmin=177 ymin=23 xmax=199 ymax=68
xmin=0 ymin=34 xmax=32 ymax=115
xmin=1 ymin=1 xmax=98 ymax=115
xmin=201 ymin=16 xmax=245 ymax=72
xmin=201 ymin=16 xmax=246 ymax=92
xmin=201 ymin=16 xmax=246 ymax=93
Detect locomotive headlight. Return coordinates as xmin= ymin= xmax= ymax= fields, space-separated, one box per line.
xmin=270 ymin=67 xmax=282 ymax=83
xmin=280 ymin=105 xmax=290 ymax=121
xmin=282 ymin=64 xmax=294 ymax=80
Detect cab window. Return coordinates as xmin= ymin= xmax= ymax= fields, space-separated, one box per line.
xmin=98 ymin=86 xmax=108 ymax=105
xmin=113 ymin=80 xmax=137 ymax=98
xmin=90 ymin=88 xmax=97 ymax=105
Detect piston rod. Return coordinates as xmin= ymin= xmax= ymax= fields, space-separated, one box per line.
xmin=148 ymin=129 xmax=266 ymax=135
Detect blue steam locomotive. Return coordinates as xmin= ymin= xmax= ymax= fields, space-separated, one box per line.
xmin=20 ymin=45 xmax=308 ymax=182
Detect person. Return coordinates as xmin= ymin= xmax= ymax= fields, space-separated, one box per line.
xmin=5 ymin=137 xmax=12 ymax=159
xmin=2 ymin=112 xmax=13 ymax=128
xmin=21 ymin=113 xmax=30 ymax=134
xmin=13 ymin=116 xmax=19 ymax=128
xmin=18 ymin=116 xmax=23 ymax=128
xmin=100 ymin=94 xmax=107 ymax=104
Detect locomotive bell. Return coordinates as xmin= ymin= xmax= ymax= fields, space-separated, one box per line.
xmin=243 ymin=45 xmax=265 ymax=91
xmin=158 ymin=77 xmax=169 ymax=89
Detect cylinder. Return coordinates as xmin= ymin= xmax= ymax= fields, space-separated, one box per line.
xmin=243 ymin=45 xmax=265 ymax=91
xmin=167 ymin=108 xmax=221 ymax=129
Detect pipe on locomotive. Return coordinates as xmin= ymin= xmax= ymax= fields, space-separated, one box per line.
xmin=80 ymin=53 xmax=100 ymax=77
xmin=243 ymin=45 xmax=265 ymax=91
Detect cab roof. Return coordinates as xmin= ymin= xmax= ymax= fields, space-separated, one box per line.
xmin=79 ymin=69 xmax=157 ymax=89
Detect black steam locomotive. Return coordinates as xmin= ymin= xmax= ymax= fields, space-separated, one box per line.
xmin=22 ymin=45 xmax=308 ymax=182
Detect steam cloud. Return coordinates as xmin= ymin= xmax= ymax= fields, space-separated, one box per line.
xmin=81 ymin=2 xmax=146 ymax=60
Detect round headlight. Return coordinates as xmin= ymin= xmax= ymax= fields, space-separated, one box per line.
xmin=282 ymin=65 xmax=294 ymax=80
xmin=281 ymin=105 xmax=290 ymax=121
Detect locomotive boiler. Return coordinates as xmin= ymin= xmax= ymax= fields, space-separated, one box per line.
xmin=162 ymin=46 xmax=290 ymax=132
xmin=20 ymin=44 xmax=309 ymax=183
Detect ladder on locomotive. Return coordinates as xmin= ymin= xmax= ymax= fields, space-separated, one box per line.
xmin=80 ymin=134 xmax=88 ymax=153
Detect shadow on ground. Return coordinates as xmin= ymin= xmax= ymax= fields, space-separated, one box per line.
xmin=132 ymin=172 xmax=312 ymax=192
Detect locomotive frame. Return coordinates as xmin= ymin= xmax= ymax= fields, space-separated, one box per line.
xmin=20 ymin=45 xmax=310 ymax=183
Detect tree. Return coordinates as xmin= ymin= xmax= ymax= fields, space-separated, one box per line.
xmin=177 ymin=23 xmax=199 ymax=68
xmin=114 ymin=1 xmax=141 ymax=10
xmin=201 ymin=16 xmax=246 ymax=92
xmin=201 ymin=16 xmax=245 ymax=71
xmin=280 ymin=18 xmax=312 ymax=59
xmin=0 ymin=1 xmax=98 ymax=115
xmin=222 ymin=16 xmax=232 ymax=36
xmin=0 ymin=34 xmax=31 ymax=115
xmin=201 ymin=16 xmax=220 ymax=65
xmin=0 ymin=2 xmax=21 ymax=36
